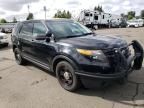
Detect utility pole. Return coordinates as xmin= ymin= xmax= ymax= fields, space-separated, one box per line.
xmin=25 ymin=0 xmax=30 ymax=13
xmin=43 ymin=6 xmax=46 ymax=20
xmin=27 ymin=4 xmax=30 ymax=13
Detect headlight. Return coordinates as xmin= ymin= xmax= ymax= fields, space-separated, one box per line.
xmin=76 ymin=49 xmax=102 ymax=56
xmin=76 ymin=49 xmax=108 ymax=62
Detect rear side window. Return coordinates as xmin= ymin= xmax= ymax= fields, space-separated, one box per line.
xmin=20 ymin=23 xmax=33 ymax=35
xmin=85 ymin=13 xmax=89 ymax=16
xmin=94 ymin=15 xmax=98 ymax=20
xmin=33 ymin=22 xmax=47 ymax=36
xmin=12 ymin=23 xmax=19 ymax=36
xmin=103 ymin=15 xmax=104 ymax=19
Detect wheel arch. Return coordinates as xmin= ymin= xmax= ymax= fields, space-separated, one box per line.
xmin=52 ymin=55 xmax=79 ymax=73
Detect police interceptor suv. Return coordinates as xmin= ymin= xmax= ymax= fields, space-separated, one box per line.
xmin=11 ymin=19 xmax=143 ymax=91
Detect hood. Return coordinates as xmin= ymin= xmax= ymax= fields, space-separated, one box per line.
xmin=58 ymin=34 xmax=127 ymax=50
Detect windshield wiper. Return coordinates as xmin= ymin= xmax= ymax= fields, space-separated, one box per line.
xmin=63 ymin=32 xmax=95 ymax=39
xmin=65 ymin=35 xmax=78 ymax=38
xmin=82 ymin=32 xmax=95 ymax=35
xmin=64 ymin=35 xmax=84 ymax=38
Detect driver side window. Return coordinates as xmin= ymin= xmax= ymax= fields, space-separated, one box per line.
xmin=33 ymin=22 xmax=47 ymax=36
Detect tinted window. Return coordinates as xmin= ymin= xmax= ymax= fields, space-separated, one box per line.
xmin=85 ymin=13 xmax=89 ymax=16
xmin=20 ymin=23 xmax=33 ymax=35
xmin=12 ymin=23 xmax=19 ymax=35
xmin=94 ymin=15 xmax=98 ymax=20
xmin=103 ymin=15 xmax=104 ymax=19
xmin=33 ymin=22 xmax=47 ymax=36
xmin=46 ymin=21 xmax=92 ymax=38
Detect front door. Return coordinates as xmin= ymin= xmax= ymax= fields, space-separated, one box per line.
xmin=32 ymin=22 xmax=56 ymax=66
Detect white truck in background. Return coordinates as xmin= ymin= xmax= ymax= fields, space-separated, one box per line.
xmin=78 ymin=10 xmax=122 ymax=29
xmin=127 ymin=19 xmax=144 ymax=27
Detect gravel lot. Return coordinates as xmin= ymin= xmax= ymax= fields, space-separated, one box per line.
xmin=0 ymin=27 xmax=144 ymax=108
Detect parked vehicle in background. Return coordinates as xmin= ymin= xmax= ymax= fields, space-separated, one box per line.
xmin=119 ymin=19 xmax=128 ymax=28
xmin=78 ymin=10 xmax=122 ymax=29
xmin=111 ymin=19 xmax=127 ymax=28
xmin=0 ymin=23 xmax=16 ymax=33
xmin=0 ymin=32 xmax=9 ymax=47
xmin=127 ymin=19 xmax=144 ymax=27
xmin=0 ymin=28 xmax=6 ymax=33
xmin=11 ymin=19 xmax=143 ymax=91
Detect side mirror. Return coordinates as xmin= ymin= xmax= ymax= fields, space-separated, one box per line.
xmin=35 ymin=31 xmax=55 ymax=42
xmin=45 ymin=31 xmax=55 ymax=42
xmin=46 ymin=31 xmax=52 ymax=37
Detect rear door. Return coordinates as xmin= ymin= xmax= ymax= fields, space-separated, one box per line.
xmin=19 ymin=22 xmax=34 ymax=58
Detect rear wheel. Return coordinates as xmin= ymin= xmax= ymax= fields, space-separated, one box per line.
xmin=14 ymin=48 xmax=26 ymax=65
xmin=56 ymin=61 xmax=80 ymax=91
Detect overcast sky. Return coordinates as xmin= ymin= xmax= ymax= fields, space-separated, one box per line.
xmin=0 ymin=0 xmax=144 ymax=21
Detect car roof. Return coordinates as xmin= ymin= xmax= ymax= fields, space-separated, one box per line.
xmin=20 ymin=18 xmax=73 ymax=23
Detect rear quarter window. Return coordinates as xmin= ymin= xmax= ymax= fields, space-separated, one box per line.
xmin=12 ymin=23 xmax=20 ymax=36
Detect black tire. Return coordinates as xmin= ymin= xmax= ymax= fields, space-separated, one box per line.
xmin=56 ymin=61 xmax=80 ymax=91
xmin=14 ymin=48 xmax=26 ymax=65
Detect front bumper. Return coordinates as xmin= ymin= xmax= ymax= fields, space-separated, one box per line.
xmin=75 ymin=40 xmax=143 ymax=80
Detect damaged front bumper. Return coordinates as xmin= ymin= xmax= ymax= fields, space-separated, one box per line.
xmin=76 ymin=40 xmax=143 ymax=80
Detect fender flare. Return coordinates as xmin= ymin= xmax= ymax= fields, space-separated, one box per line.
xmin=52 ymin=55 xmax=79 ymax=72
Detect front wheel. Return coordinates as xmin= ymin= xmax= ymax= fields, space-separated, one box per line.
xmin=56 ymin=61 xmax=80 ymax=91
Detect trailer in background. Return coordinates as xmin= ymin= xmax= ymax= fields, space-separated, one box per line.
xmin=78 ymin=10 xmax=122 ymax=29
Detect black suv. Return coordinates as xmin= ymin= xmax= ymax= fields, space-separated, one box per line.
xmin=11 ymin=19 xmax=143 ymax=91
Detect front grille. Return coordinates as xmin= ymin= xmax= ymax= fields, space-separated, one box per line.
xmin=104 ymin=47 xmax=130 ymax=73
xmin=120 ymin=47 xmax=130 ymax=58
xmin=104 ymin=47 xmax=130 ymax=58
xmin=81 ymin=65 xmax=112 ymax=74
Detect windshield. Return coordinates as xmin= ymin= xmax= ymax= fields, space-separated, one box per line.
xmin=46 ymin=20 xmax=92 ymax=39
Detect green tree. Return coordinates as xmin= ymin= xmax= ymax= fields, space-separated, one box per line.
xmin=127 ymin=11 xmax=135 ymax=20
xmin=128 ymin=15 xmax=133 ymax=20
xmin=94 ymin=5 xmax=103 ymax=12
xmin=54 ymin=10 xmax=71 ymax=18
xmin=0 ymin=18 xmax=7 ymax=23
xmin=120 ymin=13 xmax=128 ymax=19
xmin=12 ymin=17 xmax=17 ymax=23
xmin=66 ymin=11 xmax=71 ymax=18
xmin=120 ymin=13 xmax=125 ymax=18
xmin=140 ymin=10 xmax=144 ymax=19
xmin=26 ymin=13 xmax=34 ymax=20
